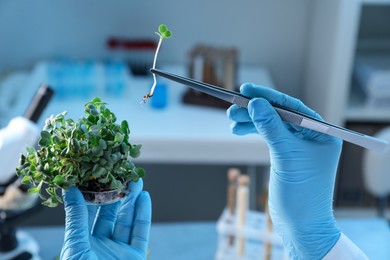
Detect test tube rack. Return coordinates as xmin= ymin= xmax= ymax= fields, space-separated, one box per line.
xmin=215 ymin=208 xmax=287 ymax=260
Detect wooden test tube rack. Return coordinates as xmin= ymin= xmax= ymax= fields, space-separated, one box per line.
xmin=215 ymin=170 xmax=287 ymax=259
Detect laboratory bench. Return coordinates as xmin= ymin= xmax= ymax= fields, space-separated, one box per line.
xmin=20 ymin=217 xmax=390 ymax=259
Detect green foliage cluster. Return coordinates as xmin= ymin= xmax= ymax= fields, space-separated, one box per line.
xmin=16 ymin=97 xmax=145 ymax=207
xmin=157 ymin=24 xmax=172 ymax=39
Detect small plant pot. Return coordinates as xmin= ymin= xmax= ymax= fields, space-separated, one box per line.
xmin=80 ymin=188 xmax=128 ymax=205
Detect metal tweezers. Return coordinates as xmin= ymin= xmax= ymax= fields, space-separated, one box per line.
xmin=150 ymin=68 xmax=389 ymax=153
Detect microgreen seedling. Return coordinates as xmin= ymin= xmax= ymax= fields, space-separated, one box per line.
xmin=142 ymin=24 xmax=172 ymax=103
xmin=16 ymin=97 xmax=145 ymax=207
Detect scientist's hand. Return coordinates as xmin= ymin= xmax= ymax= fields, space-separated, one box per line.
xmin=60 ymin=179 xmax=151 ymax=260
xmin=227 ymin=83 xmax=342 ymax=259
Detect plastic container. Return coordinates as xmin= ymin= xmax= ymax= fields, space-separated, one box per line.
xmin=80 ymin=188 xmax=128 ymax=205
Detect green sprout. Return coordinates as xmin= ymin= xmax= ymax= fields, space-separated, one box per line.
xmin=143 ymin=24 xmax=172 ymax=102
xmin=16 ymin=97 xmax=145 ymax=207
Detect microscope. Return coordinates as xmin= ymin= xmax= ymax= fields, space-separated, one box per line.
xmin=0 ymin=84 xmax=53 ymax=260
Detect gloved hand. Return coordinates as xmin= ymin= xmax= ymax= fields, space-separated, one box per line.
xmin=227 ymin=83 xmax=342 ymax=259
xmin=60 ymin=178 xmax=151 ymax=260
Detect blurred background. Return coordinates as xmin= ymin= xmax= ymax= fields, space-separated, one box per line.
xmin=0 ymin=0 xmax=311 ymax=223
xmin=1 ymin=0 xmax=390 ymax=259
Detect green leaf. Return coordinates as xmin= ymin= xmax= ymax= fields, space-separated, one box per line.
xmin=158 ymin=24 xmax=168 ymax=34
xmin=52 ymin=135 xmax=61 ymax=144
xmin=110 ymin=152 xmax=121 ymax=163
xmin=121 ymin=120 xmax=130 ymax=134
xmin=92 ymin=146 xmax=103 ymax=157
xmin=42 ymin=197 xmax=59 ymax=207
xmin=99 ymin=139 xmax=107 ymax=149
xmin=121 ymin=143 xmax=130 ymax=155
xmin=111 ymin=114 xmax=117 ymax=123
xmin=39 ymin=136 xmax=52 ymax=147
xmin=40 ymin=130 xmax=51 ymax=140
xmin=92 ymin=166 xmax=107 ymax=178
xmin=19 ymin=154 xmax=26 ymax=165
xmin=80 ymin=123 xmax=88 ymax=134
xmin=81 ymin=156 xmax=91 ymax=162
xmin=90 ymin=108 xmax=99 ymax=116
xmin=122 ymin=160 xmax=135 ymax=170
xmin=99 ymin=158 xmax=107 ymax=166
xmin=157 ymin=24 xmax=172 ymax=38
xmin=105 ymin=161 xmax=114 ymax=170
xmin=21 ymin=175 xmax=31 ymax=184
xmin=90 ymin=125 xmax=101 ymax=131
xmin=87 ymin=115 xmax=98 ymax=124
xmin=130 ymin=144 xmax=142 ymax=158
xmin=92 ymin=97 xmax=102 ymax=103
xmin=26 ymin=146 xmax=36 ymax=154
xmin=89 ymin=130 xmax=99 ymax=137
xmin=36 ymin=164 xmax=43 ymax=172
xmin=32 ymin=171 xmax=43 ymax=180
xmin=114 ymin=133 xmax=124 ymax=143
xmin=103 ymin=108 xmax=111 ymax=118
xmin=110 ymin=179 xmax=123 ymax=189
xmin=85 ymin=103 xmax=96 ymax=113
xmin=28 ymin=180 xmax=43 ymax=193
xmin=162 ymin=30 xmax=172 ymax=38
xmin=99 ymin=173 xmax=112 ymax=184
xmin=135 ymin=167 xmax=145 ymax=178
xmin=70 ymin=138 xmax=80 ymax=152
xmin=53 ymin=175 xmax=65 ymax=185
xmin=29 ymin=163 xmax=36 ymax=171
xmin=99 ymin=117 xmax=107 ymax=125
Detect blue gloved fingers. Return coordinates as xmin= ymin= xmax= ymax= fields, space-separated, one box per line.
xmin=112 ymin=179 xmax=144 ymax=243
xmin=130 ymin=191 xmax=152 ymax=253
xmin=227 ymin=104 xmax=257 ymax=135
xmin=242 ymin=84 xmax=335 ymax=141
xmin=226 ymin=104 xmax=252 ymax=123
xmin=92 ymin=200 xmax=122 ymax=238
xmin=230 ymin=122 xmax=258 ymax=135
xmin=240 ymin=83 xmax=322 ymax=120
xmin=247 ymin=98 xmax=291 ymax=143
xmin=62 ymin=187 xmax=90 ymax=247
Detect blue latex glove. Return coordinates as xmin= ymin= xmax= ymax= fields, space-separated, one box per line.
xmin=227 ymin=83 xmax=342 ymax=259
xmin=60 ymin=178 xmax=151 ymax=260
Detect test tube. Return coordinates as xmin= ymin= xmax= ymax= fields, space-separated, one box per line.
xmin=264 ymin=189 xmax=273 ymax=260
xmin=236 ymin=174 xmax=249 ymax=257
xmin=226 ymin=168 xmax=240 ymax=246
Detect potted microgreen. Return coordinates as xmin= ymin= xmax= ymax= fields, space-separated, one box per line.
xmin=16 ymin=97 xmax=145 ymax=207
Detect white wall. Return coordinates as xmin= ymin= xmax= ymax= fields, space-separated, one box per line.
xmin=0 ymin=0 xmax=311 ymax=97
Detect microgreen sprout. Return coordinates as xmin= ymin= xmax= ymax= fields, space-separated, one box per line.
xmin=142 ymin=24 xmax=172 ymax=103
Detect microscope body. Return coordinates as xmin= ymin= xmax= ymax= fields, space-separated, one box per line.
xmin=0 ymin=84 xmax=53 ymax=259
xmin=0 ymin=117 xmax=40 ymax=188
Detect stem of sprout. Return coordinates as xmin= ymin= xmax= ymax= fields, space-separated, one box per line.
xmin=142 ymin=35 xmax=163 ymax=103
xmin=150 ymin=35 xmax=163 ymax=95
xmin=142 ymin=24 xmax=171 ymax=103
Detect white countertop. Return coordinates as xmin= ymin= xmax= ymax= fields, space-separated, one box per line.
xmin=18 ymin=217 xmax=390 ymax=260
